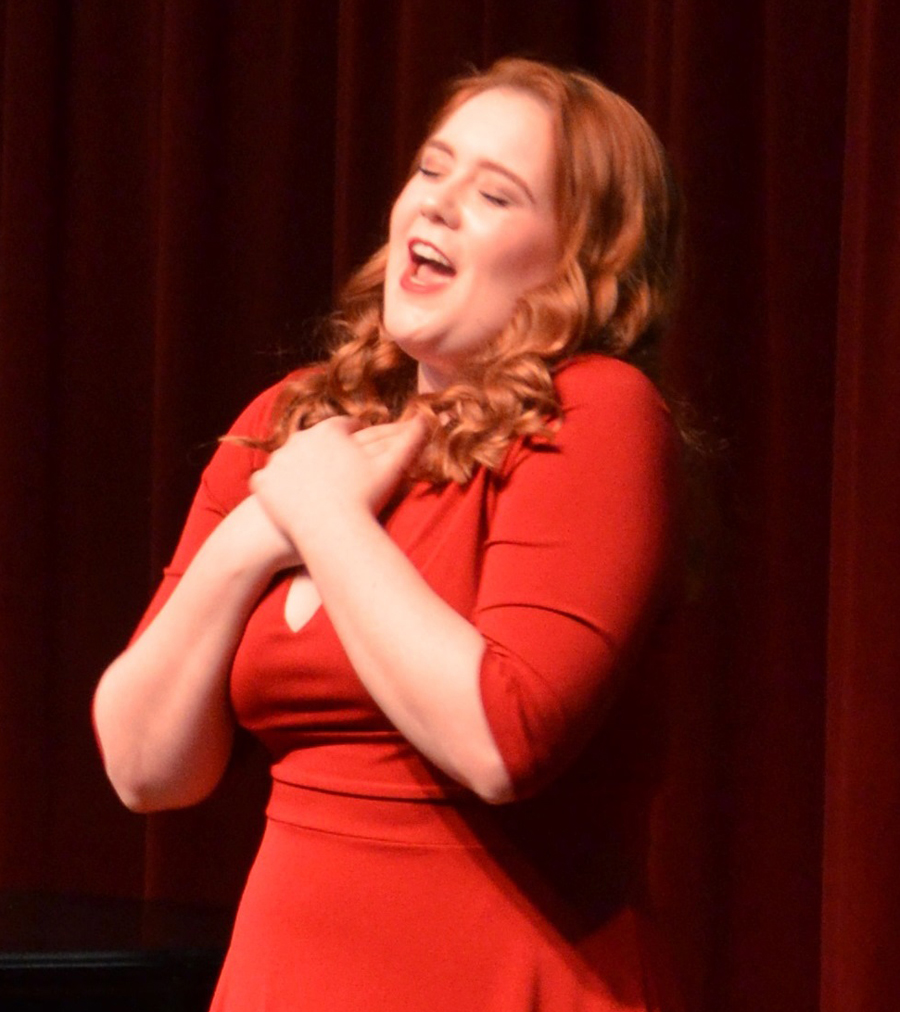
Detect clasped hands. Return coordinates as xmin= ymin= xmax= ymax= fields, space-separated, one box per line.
xmin=240 ymin=413 xmax=429 ymax=572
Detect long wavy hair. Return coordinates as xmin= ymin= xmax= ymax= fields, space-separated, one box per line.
xmin=256 ymin=57 xmax=683 ymax=483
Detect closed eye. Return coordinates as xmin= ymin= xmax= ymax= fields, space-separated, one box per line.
xmin=480 ymin=191 xmax=511 ymax=208
xmin=418 ymin=164 xmax=441 ymax=179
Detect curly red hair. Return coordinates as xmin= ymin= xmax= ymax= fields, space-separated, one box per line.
xmin=257 ymin=57 xmax=683 ymax=483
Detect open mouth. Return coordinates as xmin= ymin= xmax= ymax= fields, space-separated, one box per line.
xmin=404 ymin=239 xmax=456 ymax=289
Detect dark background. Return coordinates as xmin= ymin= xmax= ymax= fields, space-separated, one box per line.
xmin=1 ymin=2 xmax=897 ymax=1011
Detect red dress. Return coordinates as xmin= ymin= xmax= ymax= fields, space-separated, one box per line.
xmin=136 ymin=355 xmax=684 ymax=1011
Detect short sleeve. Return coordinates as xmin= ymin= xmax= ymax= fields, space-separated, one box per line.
xmin=130 ymin=382 xmax=284 ymax=640
xmin=476 ymin=356 xmax=682 ymax=798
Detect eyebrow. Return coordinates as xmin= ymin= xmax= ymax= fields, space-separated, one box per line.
xmin=422 ymin=139 xmax=537 ymax=205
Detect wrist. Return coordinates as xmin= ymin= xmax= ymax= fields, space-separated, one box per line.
xmin=217 ymin=495 xmax=300 ymax=575
xmin=291 ymin=501 xmax=378 ymax=569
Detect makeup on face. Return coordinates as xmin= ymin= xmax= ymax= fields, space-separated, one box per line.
xmin=383 ymin=87 xmax=559 ymax=392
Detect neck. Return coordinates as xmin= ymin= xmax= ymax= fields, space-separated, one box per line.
xmin=416 ymin=362 xmax=452 ymax=394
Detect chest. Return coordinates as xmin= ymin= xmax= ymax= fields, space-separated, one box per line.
xmin=228 ymin=472 xmax=496 ymax=750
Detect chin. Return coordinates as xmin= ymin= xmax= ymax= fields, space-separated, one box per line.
xmin=388 ymin=332 xmax=441 ymax=368
xmin=383 ymin=305 xmax=445 ymax=355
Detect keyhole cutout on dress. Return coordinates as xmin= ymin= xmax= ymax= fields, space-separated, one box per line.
xmin=283 ymin=567 xmax=322 ymax=633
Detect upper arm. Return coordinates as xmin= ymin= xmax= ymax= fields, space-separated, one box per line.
xmin=130 ymin=385 xmax=280 ymax=639
xmin=475 ymin=359 xmax=682 ymax=797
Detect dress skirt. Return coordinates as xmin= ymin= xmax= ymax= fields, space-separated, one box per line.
xmin=208 ymin=780 xmax=674 ymax=1012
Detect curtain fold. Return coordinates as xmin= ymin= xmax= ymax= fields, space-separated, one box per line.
xmin=1 ymin=3 xmax=896 ymax=1010
xmin=0 ymin=0 xmax=67 ymax=893
xmin=822 ymin=1 xmax=900 ymax=1009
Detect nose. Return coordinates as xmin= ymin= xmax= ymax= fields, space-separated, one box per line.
xmin=420 ymin=182 xmax=460 ymax=228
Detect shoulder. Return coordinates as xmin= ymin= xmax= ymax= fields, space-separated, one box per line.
xmin=224 ymin=364 xmax=319 ymax=442
xmin=199 ymin=366 xmax=319 ymax=512
xmin=552 ymin=354 xmax=669 ymax=421
xmin=551 ymin=354 xmax=677 ymax=457
xmin=496 ymin=354 xmax=679 ymax=488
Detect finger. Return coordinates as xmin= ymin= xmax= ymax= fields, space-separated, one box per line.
xmin=273 ymin=416 xmax=363 ymax=463
xmin=358 ymin=415 xmax=429 ymax=445
xmin=352 ymin=427 xmax=393 ymax=448
xmin=352 ymin=417 xmax=423 ymax=448
xmin=308 ymin=415 xmax=364 ymax=440
xmin=368 ymin=416 xmax=428 ymax=473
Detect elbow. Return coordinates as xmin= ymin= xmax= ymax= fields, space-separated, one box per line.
xmin=95 ymin=711 xmax=225 ymax=814
xmin=449 ymin=713 xmax=517 ymax=804
xmin=92 ymin=679 xmax=231 ymax=814
xmin=112 ymin=782 xmax=167 ymax=815
xmin=104 ymin=764 xmax=217 ymax=814
xmin=96 ymin=726 xmax=229 ymax=811
xmin=474 ymin=780 xmax=516 ymax=805
xmin=463 ymin=753 xmax=517 ymax=806
xmin=102 ymin=763 xmax=166 ymax=813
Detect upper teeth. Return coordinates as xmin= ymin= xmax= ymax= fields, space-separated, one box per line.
xmin=411 ymin=241 xmax=452 ymax=269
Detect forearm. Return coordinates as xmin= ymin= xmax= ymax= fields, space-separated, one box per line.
xmin=297 ymin=507 xmax=513 ymax=803
xmin=93 ymin=498 xmax=290 ymax=812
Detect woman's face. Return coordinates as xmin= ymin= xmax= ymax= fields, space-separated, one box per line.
xmin=383 ymin=88 xmax=559 ymax=392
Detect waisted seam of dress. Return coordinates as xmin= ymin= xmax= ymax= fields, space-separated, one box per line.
xmin=266 ymin=777 xmax=514 ymax=852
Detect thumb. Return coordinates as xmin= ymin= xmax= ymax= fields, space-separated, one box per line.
xmin=362 ymin=417 xmax=429 ymax=515
xmin=378 ymin=415 xmax=429 ymax=472
xmin=390 ymin=412 xmax=429 ymax=467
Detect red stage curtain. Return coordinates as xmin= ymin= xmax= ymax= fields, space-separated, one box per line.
xmin=821 ymin=1 xmax=900 ymax=1010
xmin=1 ymin=3 xmax=896 ymax=1011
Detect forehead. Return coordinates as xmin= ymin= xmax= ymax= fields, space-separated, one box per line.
xmin=429 ymin=88 xmax=556 ymax=196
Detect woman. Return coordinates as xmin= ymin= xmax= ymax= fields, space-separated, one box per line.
xmin=94 ymin=58 xmax=685 ymax=1010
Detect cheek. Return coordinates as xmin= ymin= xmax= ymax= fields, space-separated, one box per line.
xmin=386 ymin=201 xmax=410 ymax=278
xmin=387 ymin=198 xmax=402 ymax=237
xmin=389 ymin=183 xmax=418 ymax=236
xmin=484 ymin=229 xmax=558 ymax=294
